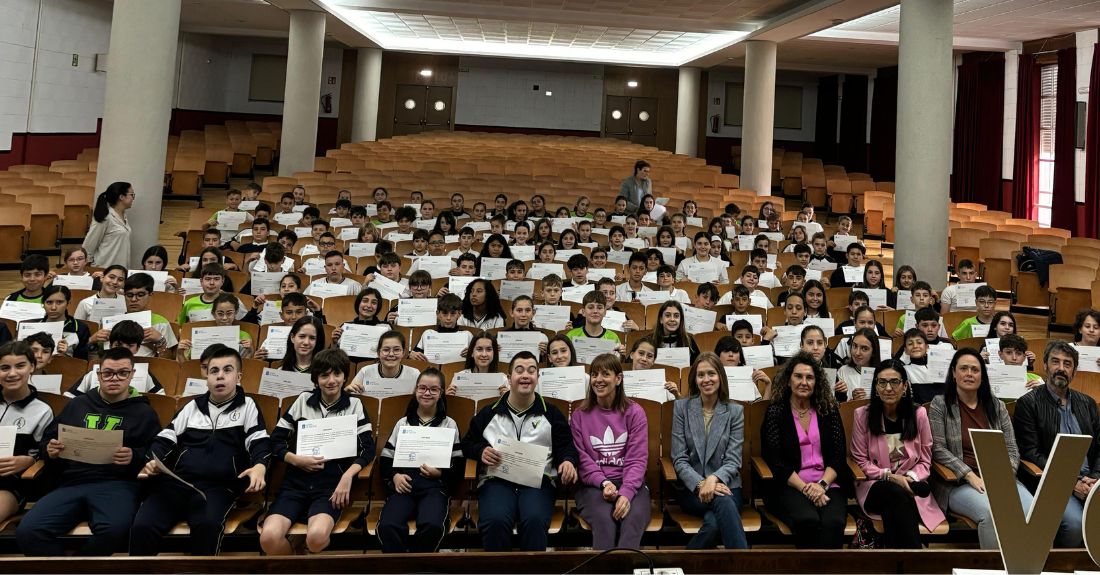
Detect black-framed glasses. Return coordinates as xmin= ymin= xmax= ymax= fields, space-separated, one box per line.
xmin=875 ymin=378 xmax=904 ymax=389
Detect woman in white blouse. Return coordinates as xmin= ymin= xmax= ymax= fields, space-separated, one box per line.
xmin=82 ymin=182 xmax=134 ymax=268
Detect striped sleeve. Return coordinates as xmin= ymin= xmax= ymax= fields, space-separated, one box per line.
xmin=353 ymin=399 xmax=375 ymax=469
xmin=271 ymin=393 xmax=306 ymax=460
xmin=243 ymin=398 xmax=271 ymax=466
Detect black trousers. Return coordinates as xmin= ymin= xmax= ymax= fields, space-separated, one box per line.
xmin=863 ymin=480 xmax=923 ymax=549
xmin=376 ymin=486 xmax=450 ymax=553
xmin=129 ymin=481 xmax=239 ymax=556
xmin=765 ymin=486 xmax=847 ymax=549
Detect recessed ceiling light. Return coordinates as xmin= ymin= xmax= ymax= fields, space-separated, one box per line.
xmin=419 ymin=69 xmax=432 ymax=77
xmin=545 ymin=91 xmax=552 ymax=96
xmin=627 ymin=80 xmax=638 ymax=88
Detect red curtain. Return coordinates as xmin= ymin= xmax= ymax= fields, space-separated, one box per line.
xmin=952 ymin=52 xmax=1005 ymax=207
xmin=1085 ymin=44 xmax=1100 ymax=239
xmin=1051 ymin=47 xmax=1077 ymax=232
xmin=1012 ymin=54 xmax=1041 ymax=219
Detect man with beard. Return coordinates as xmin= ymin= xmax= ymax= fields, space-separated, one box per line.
xmin=1012 ymin=341 xmax=1100 ymax=548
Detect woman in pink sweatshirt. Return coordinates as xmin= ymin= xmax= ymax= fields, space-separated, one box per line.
xmin=570 ymin=353 xmax=651 ymax=549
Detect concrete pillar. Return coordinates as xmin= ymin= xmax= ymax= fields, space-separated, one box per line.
xmin=741 ymin=40 xmax=777 ymax=196
xmin=675 ymin=67 xmax=701 ymax=156
xmin=352 ymin=48 xmax=383 ymax=142
xmin=95 ymin=0 xmax=181 ymax=267
xmin=278 ymin=10 xmax=326 ymax=176
xmin=895 ymin=0 xmax=953 ymax=290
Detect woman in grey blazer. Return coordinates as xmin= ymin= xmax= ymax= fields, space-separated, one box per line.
xmin=929 ymin=348 xmax=1034 ymax=549
xmin=671 ymin=352 xmax=749 ymax=549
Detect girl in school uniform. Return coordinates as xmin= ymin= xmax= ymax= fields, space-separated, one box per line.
xmin=278 ymin=316 xmax=325 ymax=373
xmin=0 ymin=342 xmax=54 ymax=524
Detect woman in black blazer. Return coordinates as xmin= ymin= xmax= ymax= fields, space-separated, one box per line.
xmin=761 ymin=351 xmax=850 ymax=548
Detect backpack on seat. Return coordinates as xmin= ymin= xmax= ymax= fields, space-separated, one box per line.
xmin=1015 ymin=246 xmax=1062 ymax=287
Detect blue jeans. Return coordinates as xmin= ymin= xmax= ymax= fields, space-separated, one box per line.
xmin=945 ymin=480 xmax=1033 ymax=549
xmin=17 ymin=480 xmax=140 ymax=556
xmin=676 ymin=486 xmax=749 ymax=549
xmin=1057 ymin=493 xmax=1084 ymax=548
xmin=477 ymin=478 xmax=555 ymax=551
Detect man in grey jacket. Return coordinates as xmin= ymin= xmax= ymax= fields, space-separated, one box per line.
xmin=1012 ymin=341 xmax=1100 ymax=548
xmin=619 ymin=160 xmax=651 ymax=214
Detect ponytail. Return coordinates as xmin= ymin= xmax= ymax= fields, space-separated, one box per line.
xmin=93 ymin=181 xmax=132 ymax=223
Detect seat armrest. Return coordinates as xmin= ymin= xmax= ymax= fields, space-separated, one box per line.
xmin=660 ymin=457 xmax=677 ymax=482
xmin=21 ymin=459 xmax=45 ymax=480
xmin=848 ymin=457 xmax=866 ymax=481
xmin=932 ymin=461 xmax=957 ymax=482
xmin=751 ymin=456 xmax=773 ymax=480
xmin=1020 ymin=460 xmax=1043 ymax=477
xmin=465 ymin=459 xmax=478 ymax=480
xmin=356 ymin=459 xmax=375 ymax=480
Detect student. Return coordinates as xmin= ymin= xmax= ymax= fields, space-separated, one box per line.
xmin=451 ymin=253 xmax=478 ymax=277
xmin=997 ymin=334 xmax=1046 ymax=389
xmin=7 ymin=255 xmax=49 ymax=303
xmin=670 ymin=353 xmax=749 ymax=549
xmin=652 ymin=300 xmax=700 ymax=365
xmin=802 ymin=280 xmax=830 ymax=319
xmin=950 ymin=285 xmax=998 ymax=341
xmin=836 ymin=327 xmax=879 ymax=402
xmin=122 ymin=273 xmax=178 ymax=358
xmin=714 ymin=335 xmax=773 ymax=397
xmin=835 ymin=294 xmax=888 ymax=339
xmin=419 ymin=199 xmax=436 ymax=222
xmin=729 ymin=320 xmax=756 ymax=348
xmin=330 ymin=288 xmax=386 ymax=360
xmin=448 ymin=332 xmax=508 ymax=397
xmin=939 ymin=259 xmax=980 ymax=313
xmin=74 ymin=265 xmax=126 ymax=324
xmin=799 ymin=324 xmax=842 ymax=380
xmin=448 ymin=227 xmax=477 ymax=259
xmin=51 ymin=247 xmax=101 ymax=291
xmin=0 ymin=342 xmax=53 ymax=525
xmin=653 ymin=264 xmax=691 ymax=305
xmin=462 ymin=351 xmax=578 ymax=551
xmin=230 ymin=218 xmax=273 ymax=259
xmin=566 ymin=291 xmax=625 ymax=354
xmin=478 ymin=233 xmax=514 ymax=262
xmin=736 ymin=265 xmax=772 ymax=310
xmin=304 ymin=251 xmax=363 ymax=297
xmin=178 ymin=294 xmax=254 ymax=362
xmin=205 ymin=188 xmax=255 ymax=244
xmin=447 ymin=192 xmax=468 ymax=219
xmin=761 ymin=293 xmax=808 ymax=361
xmin=562 ymin=254 xmax=590 ymax=288
xmin=261 ymin=349 xmax=375 ymax=555
xmin=253 ymin=293 xmax=313 ymax=361
xmin=371 ymin=201 xmax=394 ymax=226
xmin=808 ymin=232 xmax=835 ymax=267
xmin=826 ymin=215 xmax=855 ymax=261
xmin=26 ymin=285 xmax=88 ymax=359
xmin=178 ymin=264 xmax=233 ymax=324
xmin=139 ymin=246 xmax=180 ymax=294
xmin=24 ymin=332 xmax=57 ymax=376
xmin=347 ymin=330 xmax=421 ymax=395
xmin=571 ymin=353 xmax=651 ymax=550
xmin=853 ymin=260 xmax=897 ymax=309
xmin=376 ymin=369 xmax=463 ymax=553
xmin=1073 ymin=309 xmax=1100 ymax=370
xmin=676 ymin=232 xmax=728 ymax=285
xmin=180 ymin=230 xmax=239 ymax=273
xmin=899 ymin=307 xmax=956 ymax=361
xmin=458 ymin=279 xmax=506 ymax=330
xmin=615 ymin=253 xmax=651 ymax=303
xmin=243 ymin=276 xmax=317 ymax=326
xmin=406 ymin=229 xmax=431 ymax=259
xmin=892 ymin=281 xmax=944 ymax=337
xmin=129 ymin=347 xmax=269 ymax=556
xmin=978 ymin=311 xmax=1028 ymax=361
xmin=898 ymin=329 xmax=941 ymax=403
xmin=828 ymin=242 xmax=866 ymax=289
xmin=775 ymin=265 xmax=808 ymax=308
xmin=16 ymin=347 xmax=161 ymax=556
xmin=277 ymin=316 xmax=325 ymax=374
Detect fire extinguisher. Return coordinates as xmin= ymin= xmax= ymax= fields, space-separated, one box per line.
xmin=321 ymin=93 xmax=332 ymax=114
xmin=710 ymin=114 xmax=721 ymax=133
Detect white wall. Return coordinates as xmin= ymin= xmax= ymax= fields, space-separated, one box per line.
xmin=0 ymin=0 xmax=111 ymax=150
xmin=174 ymin=32 xmax=342 ymax=118
xmin=454 ymin=56 xmax=602 ymax=131
xmin=1075 ymin=29 xmax=1096 ymax=203
xmin=706 ymin=67 xmax=819 ymax=142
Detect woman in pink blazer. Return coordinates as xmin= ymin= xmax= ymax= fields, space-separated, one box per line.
xmin=850 ymin=359 xmax=946 ymax=548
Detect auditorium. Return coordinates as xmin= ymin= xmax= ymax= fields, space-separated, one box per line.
xmin=0 ymin=0 xmax=1096 ymax=572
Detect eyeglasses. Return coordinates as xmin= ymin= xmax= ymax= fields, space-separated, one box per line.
xmin=416 ymin=385 xmax=441 ymax=395
xmin=428 ymin=240 xmax=445 ymax=246
xmin=319 ymin=242 xmax=336 ymax=248
xmin=875 ymin=378 xmax=904 ymax=389
xmin=123 ymin=291 xmax=149 ymax=299
xmin=66 ymin=256 xmax=86 ymax=262
xmin=100 ymin=369 xmax=133 ymax=381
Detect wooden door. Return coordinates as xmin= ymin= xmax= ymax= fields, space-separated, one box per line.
xmin=629 ymin=97 xmax=658 ymax=147
xmin=604 ymin=95 xmax=631 ymax=142
xmin=424 ymin=86 xmax=453 ymax=132
xmin=394 ymin=84 xmax=425 ymax=136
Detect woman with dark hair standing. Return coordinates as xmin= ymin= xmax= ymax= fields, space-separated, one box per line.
xmin=850 ymin=359 xmax=944 ymax=548
xmin=761 ymin=351 xmax=849 ymax=548
xmin=82 ymin=181 xmax=134 ymax=268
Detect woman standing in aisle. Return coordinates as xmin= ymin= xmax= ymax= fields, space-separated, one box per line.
xmin=83 ymin=182 xmax=134 ymax=268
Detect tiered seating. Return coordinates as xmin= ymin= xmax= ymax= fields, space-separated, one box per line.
xmin=165 ymin=121 xmax=280 ymax=204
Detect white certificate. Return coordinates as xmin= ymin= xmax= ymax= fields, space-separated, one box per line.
xmin=238 ymin=200 xmax=259 ymax=212
xmin=857 ymin=366 xmax=877 ymax=396
xmin=833 ymin=234 xmax=858 ymax=252
xmin=804 ymin=269 xmax=823 ymax=282
xmin=805 ymin=317 xmax=836 ymax=338
xmin=191 ymin=325 xmax=240 ymax=359
xmin=348 ymin=242 xmax=377 ymax=257
xmin=903 ymin=310 xmax=917 ymax=333
xmin=86 ymin=297 xmax=125 ymax=324
xmin=683 ymin=305 xmax=716 ymax=335
xmin=180 ymin=377 xmax=208 ymax=397
xmin=250 ymin=272 xmax=284 ymax=296
xmin=128 ymin=270 xmax=169 ymax=292
xmin=260 ymin=325 xmax=292 ymax=359
xmin=300 ymin=257 xmax=325 ymax=276
xmin=878 ymin=338 xmax=893 ymax=359
xmin=397 ymin=298 xmax=437 ymax=327
xmin=18 ymin=321 xmax=63 ymax=346
xmin=393 ymin=425 xmax=456 ymax=468
xmin=725 ymin=366 xmax=761 ymax=402
xmin=807 ymin=259 xmax=838 ymax=272
xmin=623 ymin=238 xmax=647 ymax=251
xmin=741 ymin=345 xmax=775 ymax=369
xmin=479 ymin=257 xmax=510 ymax=280
xmin=748 ymin=290 xmax=772 ymax=309
xmin=415 ymin=256 xmax=453 ymax=279
xmin=30 ymin=374 xmax=61 ymax=394
xmin=339 ymin=324 xmax=389 ymax=358
xmin=52 ymin=274 xmax=94 ymax=290
xmin=842 ymin=266 xmax=865 ymax=284
xmin=369 ymin=275 xmax=407 ymax=300
xmin=101 ymin=310 xmax=152 ymax=330
xmin=655 ymin=247 xmax=677 ymax=265
xmin=551 ymin=218 xmax=577 ymax=233
xmin=414 ymin=218 xmax=436 ymax=231
xmin=655 ymin=346 xmax=691 ymax=369
xmin=554 ymin=249 xmax=583 ymax=262
xmin=422 ymin=331 xmax=468 ymax=364
xmin=988 ymin=364 xmax=1029 ymax=399
xmin=297 ymin=414 xmax=357 ymax=460
xmin=862 ymin=288 xmax=889 ymax=309
xmin=259 ymin=300 xmax=282 ymax=326
xmin=954 ymin=282 xmax=987 ymax=310
xmin=0 ymin=300 xmax=44 ymax=323
xmin=0 ymin=425 xmax=14 ymax=457
xmin=498 ymin=331 xmax=547 ymax=363
xmin=685 ymin=216 xmax=703 ymax=227
xmin=601 ymin=309 xmax=627 ymax=333
xmin=562 ymin=284 xmax=595 ymax=304
xmin=258 ymin=367 xmax=313 ymax=399
xmin=487 ymin=436 xmax=549 ymax=489
xmin=511 ymin=245 xmax=536 ymax=262
xmin=684 ymin=261 xmax=719 ymax=284
xmin=528 ymin=263 xmax=564 ymax=281
xmin=1075 ymin=345 xmax=1100 ymax=373
xmin=499 ymin=280 xmax=534 ymax=301
xmin=770 ymin=325 xmax=803 ymax=357
xmin=330 ymin=218 xmax=352 ymax=228
xmin=448 ymin=275 xmax=478 ymax=298
xmin=58 ymin=424 xmax=122 ymax=464
xmin=537 ymin=366 xmax=587 ymax=401
xmin=606 ymin=250 xmax=632 ymax=266
xmin=623 ymin=369 xmax=674 ymax=403
xmin=273 ymin=211 xmax=303 ymax=225
xmin=969 ymin=324 xmax=990 ymax=338
xmin=737 ymin=236 xmax=755 ymax=251
xmin=928 ymin=347 xmax=954 ymax=382
xmin=572 ymin=337 xmax=618 ymax=365
xmin=180 ymin=278 xmax=203 ymax=297
xmin=985 ymin=338 xmax=1003 ymax=365
xmin=638 ymin=290 xmax=669 ymax=307
xmin=338 ymin=227 xmax=360 ymax=241
xmin=451 ymin=371 xmax=506 ymax=401
xmin=727 ymin=314 xmax=763 ymax=334
xmin=896 ymin=290 xmax=914 ymax=310
xmin=534 ymin=305 xmax=572 ymax=332
xmin=216 ymin=211 xmax=248 ymax=230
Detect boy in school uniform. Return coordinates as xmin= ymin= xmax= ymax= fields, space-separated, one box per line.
xmin=129 ymin=347 xmax=269 ymax=556
xmin=231 ymin=218 xmax=274 ymax=260
xmin=894 ymin=307 xmax=955 ymax=361
xmin=260 ymin=349 xmax=375 ymax=555
xmin=828 ymin=242 xmax=866 ymax=288
xmin=939 ymin=259 xmax=980 ymax=314
xmin=65 ymin=320 xmax=168 ymax=396
xmin=503 ymin=259 xmax=526 ymax=281
xmin=7 ymin=255 xmax=49 ymax=303
xmin=774 ymin=265 xmax=808 ymax=308
xmin=408 ymin=293 xmax=471 ymax=363
xmin=562 ymin=254 xmax=591 ymax=288
xmin=250 ymin=293 xmax=312 ymax=359
xmin=540 ymin=274 xmax=564 ymax=306
xmin=304 ymin=251 xmax=363 ymax=298
xmin=950 ymin=285 xmax=998 ymax=340
xmin=615 ymin=252 xmax=652 ymax=303
xmin=17 ymin=347 xmax=161 ymax=556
